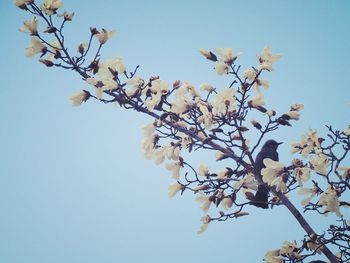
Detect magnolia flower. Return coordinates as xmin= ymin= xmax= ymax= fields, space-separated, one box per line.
xmin=195 ymin=194 xmax=211 ymax=213
xmin=15 ymin=0 xmax=34 ymax=9
xmin=98 ymin=57 xmax=126 ymax=78
xmin=164 ymin=146 xmax=180 ymax=161
xmin=283 ymin=111 xmax=300 ymax=120
xmin=261 ymin=159 xmax=285 ymax=185
xmin=179 ymin=132 xmax=192 ymax=148
xmin=254 ymin=79 xmax=269 ymax=90
xmin=212 ymin=88 xmax=236 ymax=115
xmin=266 ymin=109 xmax=276 ymax=117
xmin=96 ymin=29 xmax=116 ymax=45
xmin=165 ymin=162 xmax=181 ymax=180
xmin=215 ymin=48 xmax=240 ymax=64
xmin=337 ymin=166 xmax=350 ymax=180
xmin=221 ymin=197 xmax=234 ymax=210
xmin=25 ymin=37 xmax=45 ymax=57
xmin=199 ymin=48 xmax=216 ymax=61
xmin=216 ymin=168 xmax=229 ymax=181
xmin=243 ymin=68 xmax=257 ymax=81
xmin=280 ymin=241 xmax=301 ymax=259
xmin=248 ymin=91 xmax=265 ymax=108
xmin=41 ymin=0 xmax=63 ymax=15
xmin=310 ymin=153 xmax=329 ymax=176
xmin=264 ymin=250 xmax=283 ymax=263
xmin=198 ymin=164 xmax=209 ymax=176
xmin=343 ymin=125 xmax=350 ymax=136
xmin=127 ymin=75 xmax=144 ymax=88
xmin=298 ymin=187 xmax=318 ymax=207
xmin=68 ymin=90 xmax=90 ymax=106
xmin=291 ymin=103 xmax=304 ymax=111
xmin=258 ymin=46 xmax=282 ymax=71
xmin=318 ymin=187 xmax=342 ymax=217
xmin=214 ymin=61 xmax=229 ymax=75
xmin=271 ymin=176 xmax=287 ymax=193
xmin=200 ymin=83 xmax=215 ymax=92
xmin=197 ymin=215 xmax=211 ymax=234
xmin=168 ymin=182 xmax=184 ymax=198
xmin=290 ymin=129 xmax=320 ymax=157
xmin=170 ymin=85 xmax=193 ymax=114
xmin=293 ymin=167 xmax=310 ymax=186
xmin=215 ymin=151 xmax=227 ymax=161
xmin=233 ymin=173 xmax=258 ymax=190
xmin=19 ymin=16 xmax=38 ymax=35
xmin=58 ymin=10 xmax=75 ymax=21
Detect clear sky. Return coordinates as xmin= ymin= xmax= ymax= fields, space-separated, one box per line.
xmin=1 ymin=1 xmax=350 ymax=262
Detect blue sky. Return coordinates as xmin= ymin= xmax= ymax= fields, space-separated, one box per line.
xmin=1 ymin=1 xmax=350 ymax=262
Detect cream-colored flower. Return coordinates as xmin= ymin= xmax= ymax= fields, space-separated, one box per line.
xmin=197 ymin=215 xmax=211 ymax=234
xmin=165 ymin=162 xmax=181 ymax=180
xmin=337 ymin=166 xmax=350 ymax=180
xmin=221 ymin=197 xmax=234 ymax=210
xmin=96 ymin=28 xmax=116 ymax=45
xmin=41 ymin=0 xmax=63 ymax=15
xmin=198 ymin=164 xmax=209 ymax=176
xmin=343 ymin=125 xmax=350 ymax=136
xmin=233 ymin=173 xmax=258 ymax=190
xmin=168 ymin=182 xmax=184 ymax=198
xmin=271 ymin=176 xmax=287 ymax=193
xmin=293 ymin=167 xmax=310 ymax=186
xmin=261 ymin=159 xmax=285 ymax=185
xmin=14 ymin=0 xmax=33 ymax=8
xmin=291 ymin=103 xmax=304 ymax=111
xmin=280 ymin=241 xmax=301 ymax=259
xmin=264 ymin=250 xmax=282 ymax=263
xmin=216 ymin=168 xmax=229 ymax=181
xmin=310 ymin=153 xmax=330 ymax=176
xmin=290 ymin=129 xmax=320 ymax=157
xmin=215 ymin=48 xmax=240 ymax=64
xmin=195 ymin=194 xmax=211 ymax=213
xmin=212 ymin=88 xmax=236 ymax=115
xmin=19 ymin=16 xmax=38 ymax=35
xmin=318 ymin=186 xmax=342 ymax=217
xmin=199 ymin=48 xmax=216 ymax=61
xmin=283 ymin=111 xmax=300 ymax=120
xmin=68 ymin=90 xmax=90 ymax=106
xmin=126 ymin=75 xmax=144 ymax=88
xmin=215 ymin=151 xmax=227 ymax=161
xmin=298 ymin=187 xmax=318 ymax=207
xmin=200 ymin=83 xmax=215 ymax=92
xmin=243 ymin=68 xmax=257 ymax=81
xmin=25 ymin=37 xmax=45 ymax=58
xmin=248 ymin=91 xmax=265 ymax=108
xmin=214 ymin=61 xmax=229 ymax=75
xmin=170 ymin=85 xmax=193 ymax=114
xmin=58 ymin=10 xmax=75 ymax=21
xmin=258 ymin=46 xmax=282 ymax=71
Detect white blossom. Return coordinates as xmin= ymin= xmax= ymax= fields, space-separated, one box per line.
xmin=298 ymin=187 xmax=318 ymax=207
xmin=233 ymin=173 xmax=258 ymax=190
xmin=214 ymin=61 xmax=229 ymax=75
xmin=293 ymin=167 xmax=310 ymax=186
xmin=258 ymin=46 xmax=282 ymax=71
xmin=200 ymin=83 xmax=215 ymax=92
xmin=197 ymin=215 xmax=211 ymax=234
xmin=96 ymin=28 xmax=115 ymax=45
xmin=264 ymin=250 xmax=283 ymax=263
xmin=215 ymin=48 xmax=240 ymax=64
xmin=165 ymin=162 xmax=181 ymax=180
xmin=68 ymin=90 xmax=90 ymax=106
xmin=168 ymin=182 xmax=183 ymax=198
xmin=41 ymin=0 xmax=63 ymax=15
xmin=212 ymin=88 xmax=236 ymax=115
xmin=243 ymin=68 xmax=257 ymax=81
xmin=261 ymin=159 xmax=285 ymax=185
xmin=195 ymin=194 xmax=211 ymax=213
xmin=25 ymin=37 xmax=45 ymax=58
xmin=198 ymin=164 xmax=209 ymax=176
xmin=318 ymin=187 xmax=342 ymax=217
xmin=15 ymin=0 xmax=34 ymax=8
xmin=310 ymin=153 xmax=330 ymax=176
xmin=19 ymin=16 xmax=38 ymax=35
xmin=337 ymin=166 xmax=350 ymax=180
